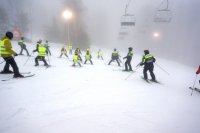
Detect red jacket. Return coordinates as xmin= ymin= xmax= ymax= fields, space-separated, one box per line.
xmin=196 ymin=66 xmax=200 ymax=74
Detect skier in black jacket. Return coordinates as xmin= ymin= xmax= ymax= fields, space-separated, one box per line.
xmin=123 ymin=47 xmax=133 ymax=71
xmin=140 ymin=50 xmax=156 ymax=81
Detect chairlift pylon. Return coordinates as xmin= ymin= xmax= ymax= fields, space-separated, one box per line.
xmin=154 ymin=0 xmax=172 ymax=23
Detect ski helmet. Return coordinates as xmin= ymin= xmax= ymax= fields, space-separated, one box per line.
xmin=144 ymin=50 xmax=149 ymax=54
xmin=6 ymin=31 xmax=13 ymax=39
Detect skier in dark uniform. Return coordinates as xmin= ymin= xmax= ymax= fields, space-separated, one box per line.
xmin=59 ymin=46 xmax=68 ymax=58
xmin=123 ymin=47 xmax=133 ymax=71
xmin=18 ymin=37 xmax=30 ymax=56
xmin=196 ymin=65 xmax=200 ymax=86
xmin=140 ymin=50 xmax=156 ymax=81
xmin=108 ymin=48 xmax=120 ymax=66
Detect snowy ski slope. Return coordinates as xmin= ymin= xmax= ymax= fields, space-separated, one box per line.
xmin=0 ymin=42 xmax=200 ymax=133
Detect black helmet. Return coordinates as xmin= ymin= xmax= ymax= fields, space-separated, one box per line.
xmin=128 ymin=47 xmax=133 ymax=50
xmin=6 ymin=31 xmax=13 ymax=39
xmin=144 ymin=50 xmax=149 ymax=54
xmin=114 ymin=48 xmax=116 ymax=51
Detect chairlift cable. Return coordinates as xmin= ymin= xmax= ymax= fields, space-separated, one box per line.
xmin=166 ymin=0 xmax=169 ymax=10
xmin=125 ymin=0 xmax=132 ymax=15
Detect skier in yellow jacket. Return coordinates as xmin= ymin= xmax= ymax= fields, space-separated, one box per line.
xmin=0 ymin=31 xmax=24 ymax=77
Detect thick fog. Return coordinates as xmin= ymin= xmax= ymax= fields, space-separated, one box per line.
xmin=0 ymin=0 xmax=199 ymax=66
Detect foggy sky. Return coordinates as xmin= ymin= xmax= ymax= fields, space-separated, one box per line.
xmin=1 ymin=0 xmax=199 ymax=66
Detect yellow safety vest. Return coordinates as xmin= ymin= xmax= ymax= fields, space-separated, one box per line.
xmin=142 ymin=54 xmax=154 ymax=63
xmin=18 ymin=40 xmax=24 ymax=45
xmin=0 ymin=38 xmax=13 ymax=56
xmin=128 ymin=51 xmax=133 ymax=57
xmin=112 ymin=51 xmax=118 ymax=57
xmin=73 ymin=55 xmax=79 ymax=62
xmin=38 ymin=46 xmax=46 ymax=57
xmin=85 ymin=54 xmax=91 ymax=60
xmin=98 ymin=51 xmax=103 ymax=56
xmin=68 ymin=45 xmax=72 ymax=50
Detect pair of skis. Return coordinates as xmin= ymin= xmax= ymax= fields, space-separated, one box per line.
xmin=189 ymin=87 xmax=200 ymax=93
xmin=1 ymin=72 xmax=35 ymax=81
xmin=141 ymin=77 xmax=161 ymax=84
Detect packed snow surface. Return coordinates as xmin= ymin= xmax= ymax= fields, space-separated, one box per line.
xmin=0 ymin=42 xmax=200 ymax=133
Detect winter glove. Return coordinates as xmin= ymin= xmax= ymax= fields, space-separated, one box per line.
xmin=14 ymin=53 xmax=18 ymax=56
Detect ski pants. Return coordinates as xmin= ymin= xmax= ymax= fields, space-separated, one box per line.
xmin=108 ymin=59 xmax=120 ymax=66
xmin=125 ymin=59 xmax=132 ymax=71
xmin=84 ymin=59 xmax=93 ymax=65
xmin=20 ymin=45 xmax=29 ymax=56
xmin=60 ymin=53 xmax=68 ymax=58
xmin=73 ymin=61 xmax=81 ymax=67
xmin=143 ymin=64 xmax=155 ymax=80
xmin=35 ymin=56 xmax=48 ymax=65
xmin=3 ymin=57 xmax=20 ymax=75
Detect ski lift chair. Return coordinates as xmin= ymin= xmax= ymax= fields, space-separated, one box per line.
xmin=154 ymin=9 xmax=172 ymax=23
xmin=121 ymin=14 xmax=136 ymax=27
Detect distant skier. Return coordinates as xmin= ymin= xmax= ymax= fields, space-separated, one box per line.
xmin=72 ymin=52 xmax=82 ymax=67
xmin=84 ymin=50 xmax=93 ymax=65
xmin=18 ymin=37 xmax=30 ymax=56
xmin=123 ymin=47 xmax=133 ymax=71
xmin=59 ymin=46 xmax=68 ymax=58
xmin=97 ymin=49 xmax=103 ymax=60
xmin=196 ymin=65 xmax=200 ymax=85
xmin=75 ymin=48 xmax=82 ymax=62
xmin=140 ymin=50 xmax=156 ymax=81
xmin=108 ymin=48 xmax=121 ymax=66
xmin=196 ymin=66 xmax=200 ymax=75
xmin=44 ymin=40 xmax=51 ymax=56
xmin=33 ymin=41 xmax=49 ymax=66
xmin=0 ymin=31 xmax=24 ymax=77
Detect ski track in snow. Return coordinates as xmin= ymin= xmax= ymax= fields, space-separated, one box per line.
xmin=0 ymin=42 xmax=200 ymax=133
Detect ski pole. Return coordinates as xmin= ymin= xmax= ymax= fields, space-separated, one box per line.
xmin=47 ymin=53 xmax=50 ymax=65
xmin=24 ymin=52 xmax=33 ymax=66
xmin=191 ymin=74 xmax=198 ymax=96
xmin=125 ymin=65 xmax=141 ymax=80
xmin=155 ymin=62 xmax=170 ymax=75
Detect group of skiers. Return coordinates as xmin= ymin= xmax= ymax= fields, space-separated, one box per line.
xmin=0 ymin=31 xmax=157 ymax=81
xmin=0 ymin=31 xmax=199 ymax=87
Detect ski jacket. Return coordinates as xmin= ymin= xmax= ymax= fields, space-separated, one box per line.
xmin=0 ymin=37 xmax=16 ymax=57
xmin=61 ymin=48 xmax=67 ymax=54
xmin=111 ymin=51 xmax=119 ymax=59
xmin=68 ymin=44 xmax=72 ymax=50
xmin=141 ymin=54 xmax=156 ymax=66
xmin=85 ymin=53 xmax=92 ymax=60
xmin=124 ymin=51 xmax=133 ymax=60
xmin=73 ymin=55 xmax=79 ymax=63
xmin=18 ymin=40 xmax=25 ymax=46
xmin=98 ymin=50 xmax=103 ymax=56
xmin=38 ymin=46 xmax=47 ymax=57
xmin=196 ymin=66 xmax=200 ymax=74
